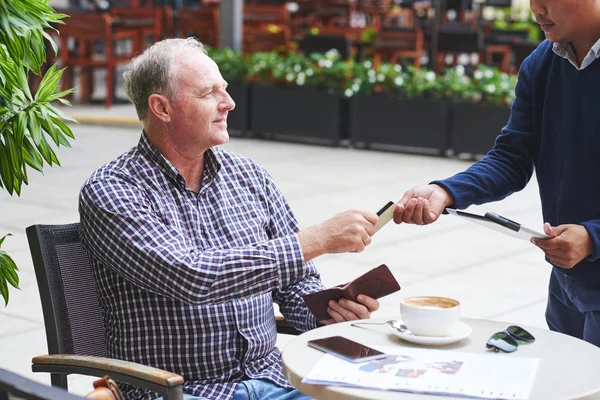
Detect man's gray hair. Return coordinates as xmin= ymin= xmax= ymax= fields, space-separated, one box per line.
xmin=123 ymin=38 xmax=207 ymax=120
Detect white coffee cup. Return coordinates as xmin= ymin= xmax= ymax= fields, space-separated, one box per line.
xmin=400 ymin=296 xmax=461 ymax=337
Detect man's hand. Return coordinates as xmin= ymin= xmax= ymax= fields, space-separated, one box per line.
xmin=298 ymin=210 xmax=378 ymax=261
xmin=531 ymin=223 xmax=593 ymax=269
xmin=321 ymin=295 xmax=380 ymax=325
xmin=394 ymin=184 xmax=453 ymax=225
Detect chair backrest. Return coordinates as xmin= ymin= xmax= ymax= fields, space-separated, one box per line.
xmin=26 ymin=224 xmax=106 ymax=359
xmin=243 ymin=25 xmax=290 ymax=54
xmin=244 ymin=3 xmax=291 ymax=26
xmin=0 ymin=368 xmax=85 ymax=400
xmin=177 ymin=6 xmax=220 ymax=47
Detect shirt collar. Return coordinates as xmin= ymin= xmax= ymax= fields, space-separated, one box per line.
xmin=552 ymin=38 xmax=600 ymax=70
xmin=138 ymin=131 xmax=222 ymax=190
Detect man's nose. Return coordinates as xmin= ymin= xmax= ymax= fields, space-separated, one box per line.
xmin=221 ymin=92 xmax=235 ymax=111
xmin=530 ymin=0 xmax=546 ymax=15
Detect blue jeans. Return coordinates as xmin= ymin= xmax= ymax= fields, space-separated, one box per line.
xmin=159 ymin=379 xmax=312 ymax=400
xmin=546 ymin=268 xmax=600 ymax=347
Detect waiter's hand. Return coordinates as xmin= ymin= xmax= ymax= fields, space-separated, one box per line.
xmin=531 ymin=223 xmax=593 ymax=269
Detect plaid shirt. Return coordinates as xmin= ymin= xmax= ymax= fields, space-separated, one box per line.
xmin=79 ymin=133 xmax=323 ymax=399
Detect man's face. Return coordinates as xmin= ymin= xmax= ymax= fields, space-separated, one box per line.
xmin=168 ymin=51 xmax=235 ymax=150
xmin=531 ymin=0 xmax=600 ymax=43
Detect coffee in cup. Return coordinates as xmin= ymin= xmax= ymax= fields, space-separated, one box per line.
xmin=400 ymin=296 xmax=460 ymax=337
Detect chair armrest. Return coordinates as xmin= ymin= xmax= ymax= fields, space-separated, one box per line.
xmin=275 ymin=315 xmax=302 ymax=336
xmin=32 ymin=354 xmax=183 ymax=398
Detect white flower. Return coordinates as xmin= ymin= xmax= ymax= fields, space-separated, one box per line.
xmin=484 ymin=69 xmax=494 ymax=78
xmin=485 ymin=84 xmax=496 ymax=93
xmin=500 ymin=81 xmax=509 ymax=90
xmin=474 ymin=70 xmax=483 ymax=80
xmin=286 ymin=73 xmax=294 ymax=82
xmin=352 ymin=83 xmax=360 ymax=91
xmin=394 ymin=64 xmax=402 ymax=72
xmin=325 ymin=49 xmax=339 ymax=59
xmin=457 ymin=54 xmax=469 ymax=65
xmin=363 ymin=60 xmax=372 ymax=68
xmin=368 ymin=69 xmax=376 ymax=77
xmin=425 ymin=71 xmax=436 ymax=82
xmin=286 ymin=2 xmax=299 ymax=12
xmin=323 ymin=60 xmax=333 ymax=68
xmin=377 ymin=74 xmax=385 ymax=82
xmin=394 ymin=76 xmax=404 ymax=86
xmin=318 ymin=59 xmax=325 ymax=68
xmin=296 ymin=75 xmax=305 ymax=86
xmin=293 ymin=64 xmax=301 ymax=73
xmin=455 ymin=65 xmax=465 ymax=76
xmin=344 ymin=88 xmax=354 ymax=97
xmin=306 ymin=68 xmax=314 ymax=76
xmin=369 ymin=75 xmax=376 ymax=83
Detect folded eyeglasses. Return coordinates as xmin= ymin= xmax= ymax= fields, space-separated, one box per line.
xmin=486 ymin=325 xmax=535 ymax=353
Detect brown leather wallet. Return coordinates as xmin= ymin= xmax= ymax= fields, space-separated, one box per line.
xmin=302 ymin=264 xmax=401 ymax=321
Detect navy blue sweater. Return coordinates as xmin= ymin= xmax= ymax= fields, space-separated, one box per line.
xmin=435 ymin=40 xmax=600 ymax=286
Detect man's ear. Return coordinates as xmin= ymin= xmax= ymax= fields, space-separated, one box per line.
xmin=148 ymin=94 xmax=171 ymax=123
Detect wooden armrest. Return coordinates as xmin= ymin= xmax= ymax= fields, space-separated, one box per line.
xmin=32 ymin=354 xmax=183 ymax=387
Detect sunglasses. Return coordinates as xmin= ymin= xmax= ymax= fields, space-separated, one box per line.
xmin=486 ymin=325 xmax=535 ymax=353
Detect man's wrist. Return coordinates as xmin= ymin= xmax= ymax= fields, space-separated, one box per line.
xmin=432 ymin=183 xmax=454 ymax=209
xmin=298 ymin=225 xmax=327 ymax=262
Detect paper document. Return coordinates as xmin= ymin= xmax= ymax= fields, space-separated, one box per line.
xmin=303 ymin=345 xmax=539 ymax=400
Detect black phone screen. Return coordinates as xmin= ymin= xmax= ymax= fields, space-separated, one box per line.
xmin=307 ymin=336 xmax=386 ymax=363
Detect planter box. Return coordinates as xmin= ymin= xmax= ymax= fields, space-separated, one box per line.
xmin=226 ymin=81 xmax=249 ymax=134
xmin=450 ymin=102 xmax=511 ymax=157
xmin=349 ymin=95 xmax=450 ymax=155
xmin=249 ymin=84 xmax=347 ymax=145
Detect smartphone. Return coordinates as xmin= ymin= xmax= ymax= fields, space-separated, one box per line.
xmin=307 ymin=336 xmax=387 ymax=363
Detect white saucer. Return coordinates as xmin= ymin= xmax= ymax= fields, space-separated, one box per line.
xmin=389 ymin=321 xmax=472 ymax=345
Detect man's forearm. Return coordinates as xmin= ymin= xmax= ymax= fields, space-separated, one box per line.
xmin=297 ymin=225 xmax=327 ymax=262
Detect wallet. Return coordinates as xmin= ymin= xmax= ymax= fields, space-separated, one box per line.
xmin=302 ymin=264 xmax=401 ymax=321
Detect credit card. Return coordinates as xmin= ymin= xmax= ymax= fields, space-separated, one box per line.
xmin=375 ymin=201 xmax=396 ymax=232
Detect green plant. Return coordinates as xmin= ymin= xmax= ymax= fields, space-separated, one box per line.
xmin=246 ymin=49 xmax=353 ymax=94
xmin=343 ymin=60 xmax=408 ymax=97
xmin=440 ymin=65 xmax=517 ymax=106
xmin=0 ymin=0 xmax=75 ymax=305
xmin=207 ymin=47 xmax=248 ymax=82
xmin=247 ymin=51 xmax=285 ymax=83
xmin=403 ymin=66 xmax=445 ymax=99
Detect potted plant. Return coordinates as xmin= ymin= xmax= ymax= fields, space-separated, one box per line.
xmin=207 ymin=47 xmax=249 ymax=134
xmin=446 ymin=65 xmax=517 ymax=157
xmin=0 ymin=0 xmax=74 ymax=305
xmin=348 ymin=62 xmax=450 ymax=155
xmin=248 ymin=49 xmax=350 ymax=145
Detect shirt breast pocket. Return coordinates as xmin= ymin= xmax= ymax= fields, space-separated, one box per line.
xmin=216 ymin=201 xmax=270 ymax=246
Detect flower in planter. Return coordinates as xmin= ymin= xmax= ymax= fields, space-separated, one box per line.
xmin=206 ymin=47 xmax=248 ymax=83
xmin=247 ymin=51 xmax=286 ymax=83
xmin=440 ymin=65 xmax=517 ymax=106
xmin=403 ymin=66 xmax=445 ymax=99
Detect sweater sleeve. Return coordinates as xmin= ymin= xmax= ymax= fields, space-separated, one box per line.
xmin=432 ymin=46 xmax=543 ymax=209
xmin=582 ymin=220 xmax=600 ymax=262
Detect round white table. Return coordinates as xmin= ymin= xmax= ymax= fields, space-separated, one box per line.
xmin=282 ymin=318 xmax=600 ymax=400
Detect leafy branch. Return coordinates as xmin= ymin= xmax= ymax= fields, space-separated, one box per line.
xmin=0 ymin=0 xmax=75 ymax=305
